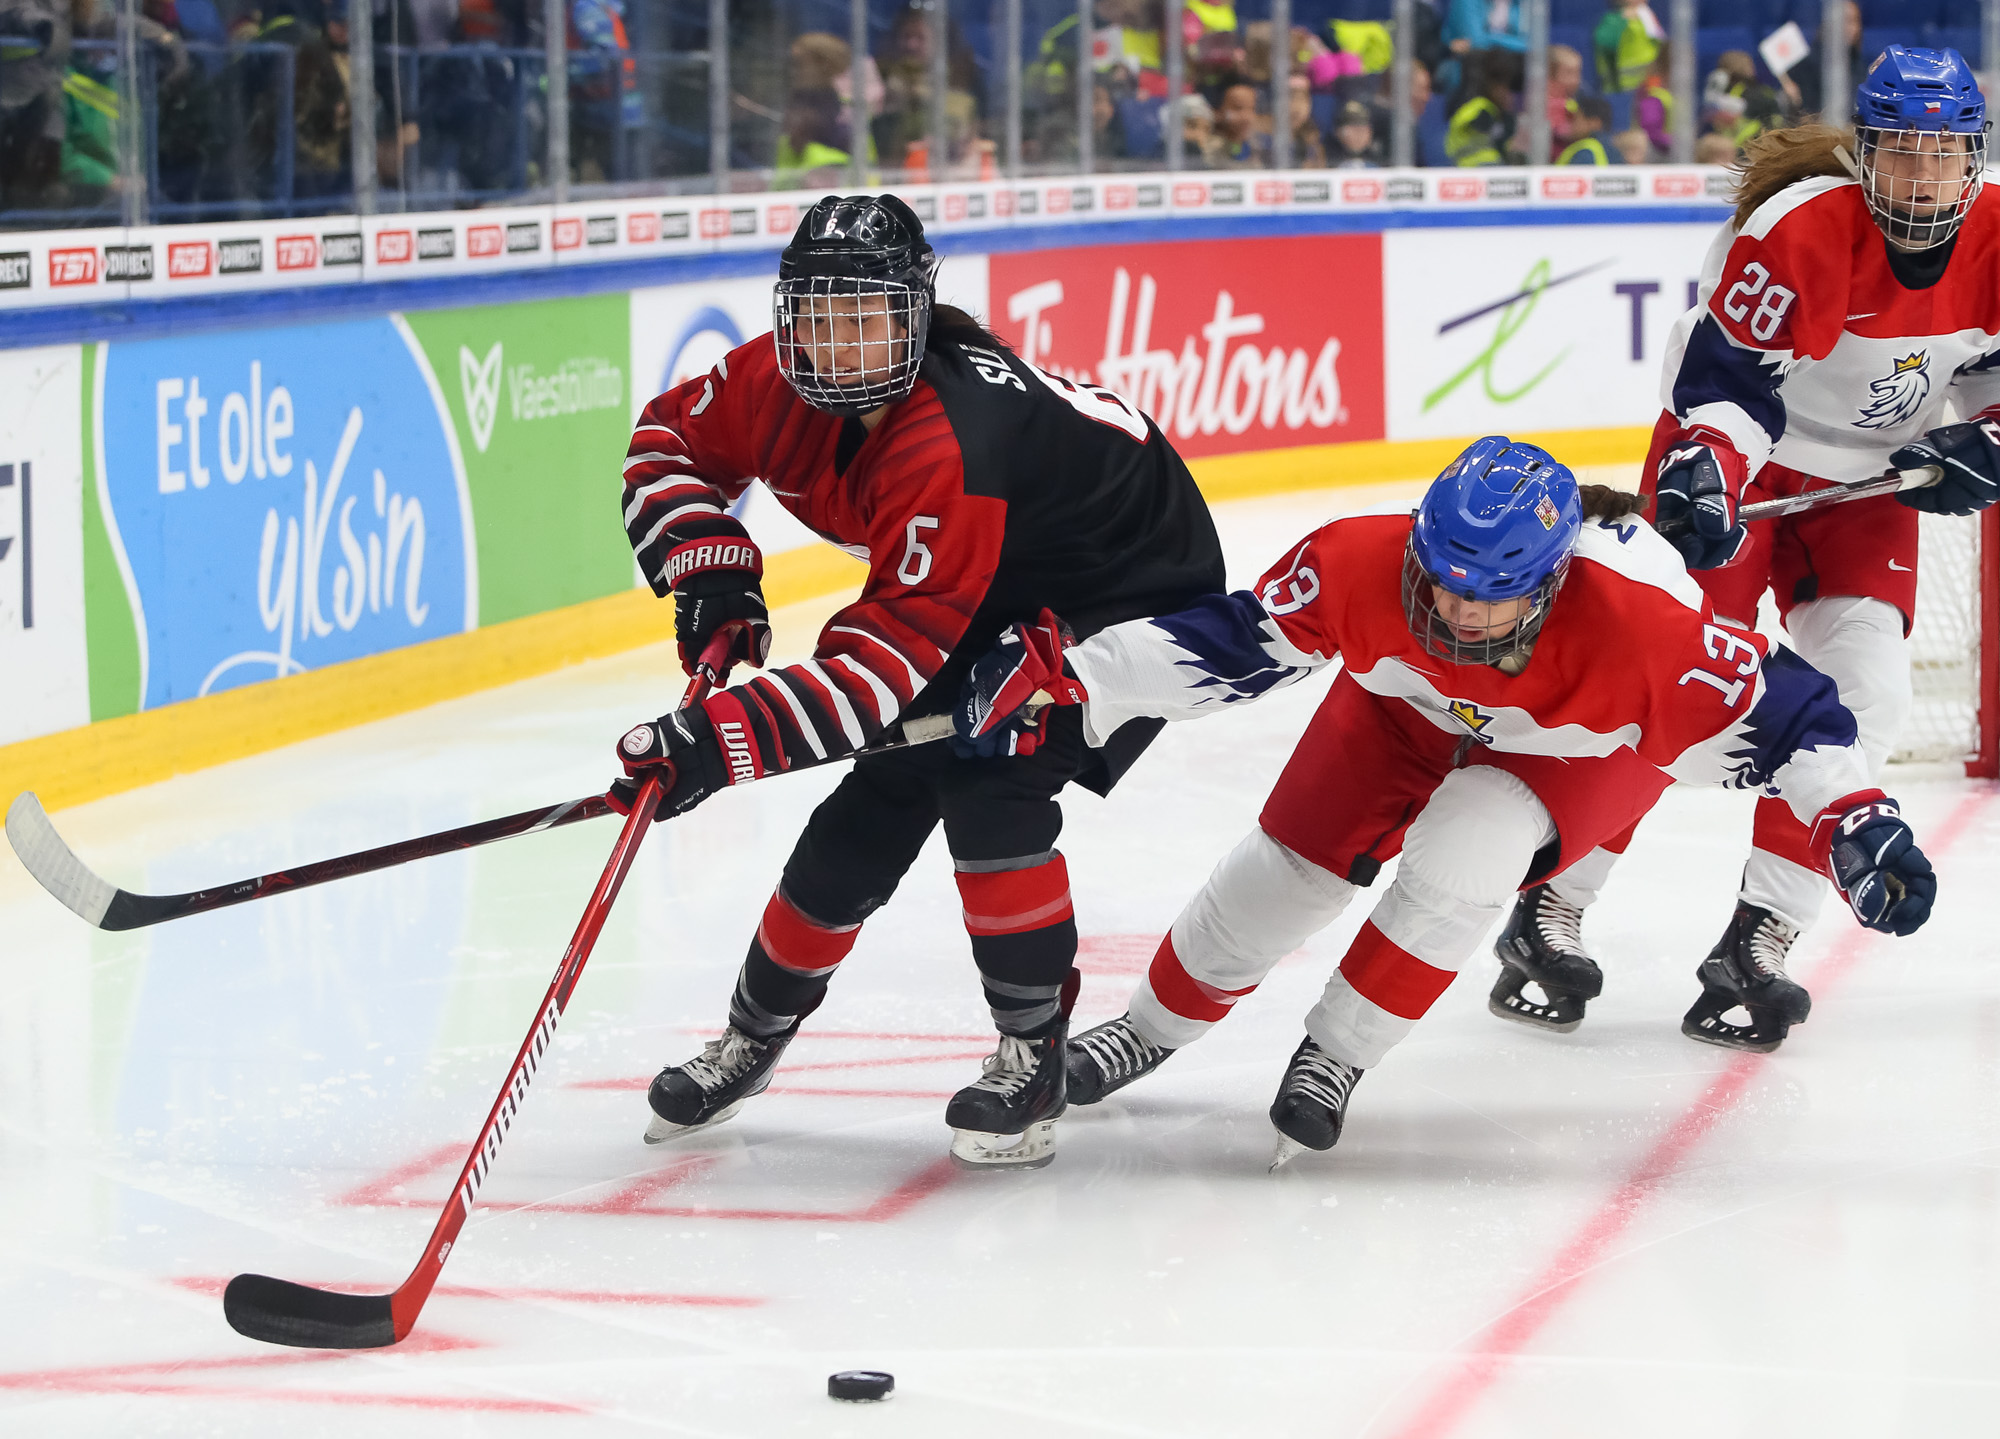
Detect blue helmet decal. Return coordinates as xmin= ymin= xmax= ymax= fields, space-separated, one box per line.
xmin=1856 ymin=46 xmax=1986 ymax=134
xmin=1409 ymin=436 xmax=1582 ymax=602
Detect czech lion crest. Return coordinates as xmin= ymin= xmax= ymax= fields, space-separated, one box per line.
xmin=1855 ymin=352 xmax=1931 ymax=430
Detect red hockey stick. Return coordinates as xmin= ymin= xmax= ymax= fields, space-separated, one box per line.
xmin=220 ymin=631 xmax=735 ymax=1350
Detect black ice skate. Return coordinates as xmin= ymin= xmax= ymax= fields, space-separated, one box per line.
xmin=1066 ymin=1013 xmax=1176 ymax=1105
xmin=1268 ymin=1035 xmax=1365 ymax=1171
xmin=1489 ymin=883 xmax=1604 ymax=1034
xmin=644 ymin=1023 xmax=799 ymax=1144
xmin=1680 ymin=902 xmax=1811 ymax=1054
xmin=945 ymin=1021 xmax=1069 ymax=1168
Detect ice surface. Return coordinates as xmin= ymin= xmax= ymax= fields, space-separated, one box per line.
xmin=3 ymin=480 xmax=1997 ymax=1437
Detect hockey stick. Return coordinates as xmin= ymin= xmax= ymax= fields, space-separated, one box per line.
xmin=1655 ymin=464 xmax=1942 ymax=541
xmin=219 ymin=630 xmax=737 ymax=1350
xmin=6 ymin=718 xmax=958 ymax=934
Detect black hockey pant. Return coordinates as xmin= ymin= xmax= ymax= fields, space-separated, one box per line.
xmin=728 ymin=708 xmax=1085 ymax=1041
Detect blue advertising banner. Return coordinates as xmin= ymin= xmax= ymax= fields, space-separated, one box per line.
xmin=98 ymin=317 xmax=476 ymax=709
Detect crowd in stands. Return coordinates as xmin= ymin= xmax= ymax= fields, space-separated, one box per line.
xmin=0 ymin=0 xmax=1941 ymax=222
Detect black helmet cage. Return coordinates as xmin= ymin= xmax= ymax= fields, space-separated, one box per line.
xmin=1857 ymin=125 xmax=1988 ymax=251
xmin=1400 ymin=541 xmax=1569 ymax=667
xmin=773 ymin=194 xmax=941 ymax=416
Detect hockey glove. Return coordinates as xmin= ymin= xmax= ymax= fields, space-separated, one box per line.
xmin=1814 ymin=795 xmax=1936 ymax=936
xmin=608 ymin=689 xmax=786 ymax=817
xmin=952 ymin=608 xmax=1088 ymax=759
xmin=1891 ymin=414 xmax=2000 ymax=516
xmin=1652 ymin=426 xmax=1751 ymax=570
xmin=665 ymin=522 xmax=772 ymax=677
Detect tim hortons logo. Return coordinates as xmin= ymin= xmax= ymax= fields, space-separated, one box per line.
xmin=1340 ymin=177 xmax=1382 ymax=204
xmin=1172 ymin=181 xmax=1207 ymax=207
xmin=1013 ymin=268 xmax=1345 ymax=447
xmin=765 ymin=205 xmax=794 ymax=235
xmin=552 ymin=217 xmax=583 ymax=249
xmin=698 ymin=209 xmax=729 ymax=239
xmin=460 ymin=996 xmax=563 ymax=1216
xmin=167 ymin=241 xmax=212 ymax=278
xmin=48 ymin=248 xmax=97 ymax=286
xmin=275 ymin=235 xmax=317 ymax=270
xmin=1437 ymin=176 xmax=1484 ymax=202
xmin=459 ymin=342 xmax=503 ymax=453
xmin=627 ymin=212 xmax=659 ymax=243
xmin=376 ymin=229 xmax=414 ymax=263
xmin=467 ymin=225 xmax=503 ymax=258
xmin=1254 ymin=179 xmax=1289 ymax=205
xmin=1652 ymin=171 xmax=1702 ymax=198
xmin=1541 ymin=174 xmax=1589 ymax=200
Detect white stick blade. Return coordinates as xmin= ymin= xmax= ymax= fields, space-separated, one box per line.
xmin=5 ymin=792 xmax=117 ymax=927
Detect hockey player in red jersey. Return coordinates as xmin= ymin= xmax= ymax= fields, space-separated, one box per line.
xmin=954 ymin=437 xmax=1935 ymax=1167
xmin=609 ymin=195 xmax=1224 ymax=1167
xmin=1489 ymin=46 xmax=1998 ymax=1055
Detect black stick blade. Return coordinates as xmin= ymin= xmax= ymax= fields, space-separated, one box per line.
xmin=224 ymin=1274 xmax=398 ymax=1349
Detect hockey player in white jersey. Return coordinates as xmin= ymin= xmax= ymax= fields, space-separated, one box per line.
xmin=1491 ymin=46 xmax=1999 ymax=1053
xmin=951 ymin=437 xmax=1935 ymax=1165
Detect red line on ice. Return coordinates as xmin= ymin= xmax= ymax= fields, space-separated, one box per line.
xmin=1379 ymin=786 xmax=1993 ymax=1439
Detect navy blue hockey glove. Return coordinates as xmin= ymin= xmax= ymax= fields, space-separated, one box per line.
xmin=664 ymin=524 xmax=772 ymax=678
xmin=1891 ymin=415 xmax=2000 ymax=517
xmin=952 ymin=609 xmax=1087 ymax=759
xmin=1815 ymin=795 xmax=1935 ymax=936
xmin=1652 ymin=426 xmax=1751 ymax=570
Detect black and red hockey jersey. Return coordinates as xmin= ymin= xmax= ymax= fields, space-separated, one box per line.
xmin=621 ymin=329 xmax=1225 ymax=790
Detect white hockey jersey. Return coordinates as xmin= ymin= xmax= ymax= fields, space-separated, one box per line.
xmin=1660 ymin=176 xmax=2000 ymax=482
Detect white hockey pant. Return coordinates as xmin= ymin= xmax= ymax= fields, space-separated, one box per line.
xmin=1130 ymin=767 xmax=1556 ymax=1069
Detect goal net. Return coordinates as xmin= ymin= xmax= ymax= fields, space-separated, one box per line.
xmin=1896 ymin=506 xmax=1998 ymax=773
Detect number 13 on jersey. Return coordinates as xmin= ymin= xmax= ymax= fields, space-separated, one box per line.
xmin=1679 ymin=623 xmax=1761 ymax=705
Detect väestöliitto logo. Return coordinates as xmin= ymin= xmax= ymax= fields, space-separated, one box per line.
xmin=1423 ymin=258 xmax=1610 ymax=413
xmin=459 ymin=342 xmax=504 ymax=453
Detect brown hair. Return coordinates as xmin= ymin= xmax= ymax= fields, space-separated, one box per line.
xmin=1731 ymin=122 xmax=1857 ymax=229
xmin=927 ymin=302 xmax=1012 ymax=354
xmin=1577 ymin=484 xmax=1648 ymax=521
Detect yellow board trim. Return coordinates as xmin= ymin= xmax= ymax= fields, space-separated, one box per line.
xmin=1 ymin=425 xmax=1650 ymax=812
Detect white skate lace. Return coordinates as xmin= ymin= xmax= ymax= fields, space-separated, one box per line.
xmin=966 ymin=1034 xmax=1040 ymax=1098
xmin=1747 ymin=913 xmax=1800 ymax=980
xmin=1286 ymin=1042 xmax=1361 ymax=1112
xmin=680 ymin=1029 xmax=766 ymax=1095
xmin=1076 ymin=1017 xmax=1166 ymax=1080
xmin=1533 ymin=888 xmax=1587 ymax=957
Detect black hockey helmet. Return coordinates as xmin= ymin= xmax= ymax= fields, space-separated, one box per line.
xmin=773 ymin=194 xmax=941 ymax=416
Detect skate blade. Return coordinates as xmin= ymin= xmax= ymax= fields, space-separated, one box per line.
xmin=1487 ymin=992 xmax=1584 ymax=1034
xmin=948 ymin=1118 xmax=1058 ymax=1169
xmin=643 ymin=1098 xmax=746 ymax=1146
xmin=1487 ymin=969 xmax=1585 ymax=1033
xmin=1269 ymin=1133 xmax=1310 ymax=1173
xmin=1679 ymin=1014 xmax=1785 ymax=1054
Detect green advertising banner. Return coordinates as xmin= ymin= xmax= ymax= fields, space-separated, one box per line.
xmin=405 ymin=294 xmax=636 ymax=627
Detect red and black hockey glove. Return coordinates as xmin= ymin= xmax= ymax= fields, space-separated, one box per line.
xmin=1809 ymin=792 xmax=1935 ymax=937
xmin=952 ymin=609 xmax=1088 ymax=759
xmin=665 ymin=520 xmax=772 ymax=677
xmin=1892 ymin=412 xmax=2000 ymax=516
xmin=609 ymin=689 xmax=786 ymax=817
xmin=1652 ymin=425 xmax=1751 ymax=571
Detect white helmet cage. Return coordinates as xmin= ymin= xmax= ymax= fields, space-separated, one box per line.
xmin=1857 ymin=125 xmax=1988 ymax=251
xmin=772 ymin=274 xmax=936 ymax=416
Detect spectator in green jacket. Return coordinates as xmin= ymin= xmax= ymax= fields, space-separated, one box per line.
xmin=1593 ymin=0 xmax=1663 ymax=94
xmin=774 ymin=86 xmax=851 ymax=190
xmin=1556 ymin=94 xmax=1613 ymax=165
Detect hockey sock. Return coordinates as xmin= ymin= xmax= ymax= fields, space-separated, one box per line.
xmin=956 ymin=855 xmax=1078 ymax=1037
xmin=728 ymin=888 xmax=862 ymax=1038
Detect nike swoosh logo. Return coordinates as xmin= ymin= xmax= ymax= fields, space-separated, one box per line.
xmin=1888 ymin=559 xmax=1913 ymax=571
xmin=1846 ymin=312 xmax=1877 ymax=320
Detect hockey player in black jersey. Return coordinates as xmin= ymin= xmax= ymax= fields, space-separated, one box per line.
xmin=611 ymin=195 xmax=1224 ymax=1167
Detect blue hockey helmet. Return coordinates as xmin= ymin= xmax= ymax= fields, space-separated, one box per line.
xmin=1854 ymin=46 xmax=1988 ymax=251
xmin=1403 ymin=436 xmax=1582 ymax=667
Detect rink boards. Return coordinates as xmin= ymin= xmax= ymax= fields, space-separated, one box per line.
xmin=0 ymin=208 xmax=1720 ymax=805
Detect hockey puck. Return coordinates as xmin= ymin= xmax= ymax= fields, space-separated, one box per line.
xmin=827 ymin=1370 xmax=895 ymax=1402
